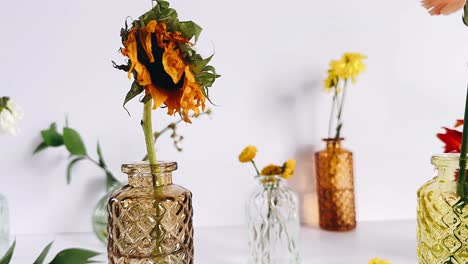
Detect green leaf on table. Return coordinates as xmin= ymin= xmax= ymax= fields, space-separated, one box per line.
xmin=41 ymin=123 xmax=64 ymax=147
xmin=0 ymin=240 xmax=15 ymax=264
xmin=178 ymin=21 xmax=202 ymax=42
xmin=463 ymin=3 xmax=468 ymax=27
xmin=33 ymin=241 xmax=54 ymax=264
xmin=33 ymin=142 xmax=49 ymax=154
xmin=67 ymin=157 xmax=86 ymax=184
xmin=63 ymin=128 xmax=87 ymax=156
xmin=96 ymin=142 xmax=106 ymax=167
xmin=48 ymin=248 xmax=100 ymax=264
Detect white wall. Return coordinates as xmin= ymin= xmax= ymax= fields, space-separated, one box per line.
xmin=1 ymin=0 xmax=468 ymax=234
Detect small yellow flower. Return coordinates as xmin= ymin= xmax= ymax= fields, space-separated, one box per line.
xmin=260 ymin=164 xmax=283 ymax=176
xmin=368 ymin=258 xmax=391 ymax=264
xmin=324 ymin=69 xmax=339 ymax=93
xmin=238 ymin=145 xmax=257 ymax=163
xmin=330 ymin=52 xmax=367 ymax=83
xmin=281 ymin=159 xmax=296 ymax=179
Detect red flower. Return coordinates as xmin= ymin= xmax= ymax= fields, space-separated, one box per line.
xmin=437 ymin=120 xmax=463 ymax=153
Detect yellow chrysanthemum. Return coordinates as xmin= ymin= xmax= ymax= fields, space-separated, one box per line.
xmin=281 ymin=159 xmax=296 ymax=179
xmin=260 ymin=164 xmax=283 ymax=176
xmin=324 ymin=69 xmax=339 ymax=93
xmin=330 ymin=52 xmax=367 ymax=83
xmin=368 ymin=258 xmax=391 ymax=264
xmin=238 ymin=145 xmax=257 ymax=163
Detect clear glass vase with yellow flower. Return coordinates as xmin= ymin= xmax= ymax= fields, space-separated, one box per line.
xmin=316 ymin=53 xmax=366 ymax=231
xmin=239 ymin=146 xmax=301 ymax=264
xmin=107 ymin=1 xmax=219 ymax=263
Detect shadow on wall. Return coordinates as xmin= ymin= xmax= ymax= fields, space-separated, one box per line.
xmin=259 ymin=74 xmax=324 ymax=227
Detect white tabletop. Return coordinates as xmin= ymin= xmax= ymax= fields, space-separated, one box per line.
xmin=6 ymin=220 xmax=417 ymax=264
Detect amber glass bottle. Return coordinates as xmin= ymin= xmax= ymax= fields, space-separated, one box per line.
xmin=315 ymin=138 xmax=356 ymax=231
xmin=107 ymin=161 xmax=193 ymax=263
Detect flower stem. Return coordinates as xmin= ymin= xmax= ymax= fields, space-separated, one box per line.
xmin=457 ymin=84 xmax=468 ymax=201
xmin=328 ymin=89 xmax=337 ymax=138
xmin=251 ymin=160 xmax=260 ymax=175
xmin=142 ymin=100 xmax=157 ymax=168
xmin=335 ymin=79 xmax=349 ymax=139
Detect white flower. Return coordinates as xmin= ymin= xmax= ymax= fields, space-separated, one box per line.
xmin=0 ymin=98 xmax=23 ymax=136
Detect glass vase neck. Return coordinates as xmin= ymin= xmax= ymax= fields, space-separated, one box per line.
xmin=431 ymin=154 xmax=466 ymax=181
xmin=323 ymin=138 xmax=344 ymax=149
xmin=122 ymin=161 xmax=177 ymax=187
xmin=258 ymin=175 xmax=283 ymax=188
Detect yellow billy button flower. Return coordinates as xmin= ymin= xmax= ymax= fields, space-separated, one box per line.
xmin=368 ymin=258 xmax=391 ymax=264
xmin=238 ymin=145 xmax=258 ymax=163
xmin=281 ymin=159 xmax=296 ymax=179
xmin=260 ymin=164 xmax=283 ymax=176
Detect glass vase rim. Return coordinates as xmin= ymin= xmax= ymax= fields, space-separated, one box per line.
xmin=322 ymin=138 xmax=345 ymax=142
xmin=121 ymin=161 xmax=178 ymax=173
xmin=431 ymin=153 xmax=468 ymax=166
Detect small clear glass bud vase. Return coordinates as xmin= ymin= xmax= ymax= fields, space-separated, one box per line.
xmin=246 ymin=175 xmax=301 ymax=264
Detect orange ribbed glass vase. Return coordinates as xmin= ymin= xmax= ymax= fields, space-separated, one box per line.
xmin=315 ymin=138 xmax=356 ymax=231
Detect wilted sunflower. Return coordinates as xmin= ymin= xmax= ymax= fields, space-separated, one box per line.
xmin=115 ymin=1 xmax=219 ymax=123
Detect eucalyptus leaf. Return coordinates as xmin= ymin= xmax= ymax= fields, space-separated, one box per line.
xmin=123 ymin=81 xmax=145 ymax=112
xmin=41 ymin=123 xmax=64 ymax=147
xmin=0 ymin=240 xmax=15 ymax=264
xmin=67 ymin=157 xmax=86 ymax=184
xmin=33 ymin=142 xmax=49 ymax=154
xmin=48 ymin=248 xmax=100 ymax=264
xmin=63 ymin=128 xmax=87 ymax=156
xmin=178 ymin=21 xmax=202 ymax=42
xmin=96 ymin=142 xmax=106 ymax=167
xmin=33 ymin=241 xmax=54 ymax=264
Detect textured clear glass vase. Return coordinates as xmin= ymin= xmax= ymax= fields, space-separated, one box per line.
xmin=417 ymin=154 xmax=468 ymax=263
xmin=92 ymin=178 xmax=123 ymax=244
xmin=107 ymin=161 xmax=193 ymax=263
xmin=315 ymin=138 xmax=356 ymax=231
xmin=0 ymin=194 xmax=10 ymax=254
xmin=246 ymin=176 xmax=301 ymax=264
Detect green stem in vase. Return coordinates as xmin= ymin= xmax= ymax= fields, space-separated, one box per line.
xmin=251 ymin=160 xmax=260 ymax=176
xmin=142 ymin=100 xmax=158 ymax=178
xmin=457 ymin=85 xmax=468 ymax=201
xmin=335 ymin=79 xmax=349 ymax=139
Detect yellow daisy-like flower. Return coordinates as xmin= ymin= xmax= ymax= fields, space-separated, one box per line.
xmin=324 ymin=69 xmax=339 ymax=93
xmin=330 ymin=52 xmax=367 ymax=83
xmin=368 ymin=258 xmax=391 ymax=264
xmin=238 ymin=145 xmax=257 ymax=163
xmin=260 ymin=164 xmax=283 ymax=176
xmin=281 ymin=159 xmax=296 ymax=179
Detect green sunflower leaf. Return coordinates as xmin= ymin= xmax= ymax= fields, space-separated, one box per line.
xmin=40 ymin=123 xmax=64 ymax=147
xmin=123 ymin=81 xmax=145 ymax=113
xmin=33 ymin=241 xmax=54 ymax=264
xmin=63 ymin=128 xmax=87 ymax=156
xmin=190 ymin=54 xmax=214 ymax=74
xmin=48 ymin=248 xmax=100 ymax=264
xmin=67 ymin=157 xmax=86 ymax=184
xmin=463 ymin=3 xmax=468 ymax=27
xmin=178 ymin=21 xmax=202 ymax=42
xmin=0 ymin=240 xmax=15 ymax=264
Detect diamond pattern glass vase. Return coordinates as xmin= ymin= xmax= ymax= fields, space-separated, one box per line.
xmin=107 ymin=161 xmax=193 ymax=263
xmin=246 ymin=176 xmax=301 ymax=264
xmin=417 ymin=154 xmax=468 ymax=264
xmin=315 ymin=138 xmax=356 ymax=231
